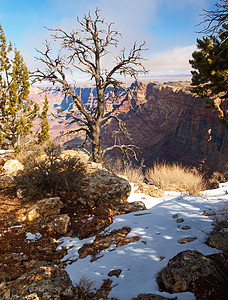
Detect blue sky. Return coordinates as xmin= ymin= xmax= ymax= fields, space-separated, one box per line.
xmin=0 ymin=0 xmax=215 ymax=77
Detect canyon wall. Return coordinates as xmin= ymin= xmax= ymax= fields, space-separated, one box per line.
xmin=29 ymin=82 xmax=228 ymax=173
xmin=102 ymin=82 xmax=228 ymax=173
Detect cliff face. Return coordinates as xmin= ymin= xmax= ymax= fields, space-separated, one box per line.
xmin=29 ymin=82 xmax=228 ymax=173
xmin=103 ymin=82 xmax=228 ymax=173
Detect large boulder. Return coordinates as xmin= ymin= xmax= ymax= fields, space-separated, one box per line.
xmin=78 ymin=170 xmax=131 ymax=207
xmin=0 ymin=264 xmax=75 ymax=299
xmin=157 ymin=250 xmax=216 ymax=293
xmin=3 ymin=159 xmax=23 ymax=176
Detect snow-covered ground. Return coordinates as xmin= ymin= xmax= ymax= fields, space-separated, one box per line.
xmin=58 ymin=182 xmax=228 ymax=300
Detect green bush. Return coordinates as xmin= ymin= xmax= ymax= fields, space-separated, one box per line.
xmin=17 ymin=143 xmax=86 ymax=199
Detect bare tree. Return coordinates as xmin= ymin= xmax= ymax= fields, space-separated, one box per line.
xmin=198 ymin=0 xmax=228 ymax=41
xmin=33 ymin=9 xmax=147 ymax=162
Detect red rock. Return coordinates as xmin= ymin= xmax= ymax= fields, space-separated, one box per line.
xmin=78 ymin=216 xmax=113 ymax=239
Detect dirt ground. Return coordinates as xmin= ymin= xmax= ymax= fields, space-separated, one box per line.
xmin=0 ymin=188 xmax=66 ymax=283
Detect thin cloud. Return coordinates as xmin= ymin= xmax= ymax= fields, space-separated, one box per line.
xmin=145 ymin=45 xmax=197 ymax=74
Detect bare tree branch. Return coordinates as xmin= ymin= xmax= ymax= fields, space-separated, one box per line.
xmin=197 ymin=0 xmax=228 ymax=41
xmin=32 ymin=9 xmax=147 ymax=162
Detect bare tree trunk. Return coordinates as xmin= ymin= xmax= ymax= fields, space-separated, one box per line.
xmin=91 ymin=124 xmax=103 ymax=162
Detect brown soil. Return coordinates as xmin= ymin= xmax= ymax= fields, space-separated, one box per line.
xmin=0 ymin=188 xmax=66 ymax=283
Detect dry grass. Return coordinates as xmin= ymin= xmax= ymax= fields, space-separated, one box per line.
xmin=104 ymin=158 xmax=145 ymax=185
xmin=75 ymin=276 xmax=94 ymax=296
xmin=145 ymin=162 xmax=205 ymax=196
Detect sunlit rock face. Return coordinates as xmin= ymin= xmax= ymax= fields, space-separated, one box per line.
xmin=102 ymin=81 xmax=228 ymax=173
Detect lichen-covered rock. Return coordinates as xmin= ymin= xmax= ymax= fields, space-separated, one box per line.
xmin=207 ymin=229 xmax=228 ymax=252
xmin=46 ymin=214 xmax=70 ymax=235
xmin=0 ymin=175 xmax=15 ymax=189
xmin=3 ymin=159 xmax=23 ymax=175
xmin=157 ymin=250 xmax=216 ymax=293
xmin=26 ymin=197 xmax=63 ymax=222
xmin=78 ymin=170 xmax=131 ymax=206
xmin=79 ymin=216 xmax=113 ymax=239
xmin=0 ymin=264 xmax=75 ymax=299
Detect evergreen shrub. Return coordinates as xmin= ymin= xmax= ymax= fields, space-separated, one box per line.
xmin=16 ymin=143 xmax=86 ymax=199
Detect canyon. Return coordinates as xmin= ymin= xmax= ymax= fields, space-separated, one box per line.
xmin=29 ymin=81 xmax=228 ymax=174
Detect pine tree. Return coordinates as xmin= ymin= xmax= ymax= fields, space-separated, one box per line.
xmin=0 ymin=25 xmax=47 ymax=151
xmin=190 ymin=25 xmax=228 ymax=127
xmin=37 ymin=94 xmax=50 ymax=145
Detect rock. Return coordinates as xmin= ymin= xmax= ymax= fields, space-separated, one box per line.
xmin=16 ymin=188 xmax=26 ymax=199
xmin=118 ymin=201 xmax=147 ymax=214
xmin=102 ymin=82 xmax=228 ymax=174
xmin=207 ymin=229 xmax=228 ymax=252
xmin=132 ymin=294 xmax=177 ymax=300
xmin=93 ymin=204 xmax=113 ymax=216
xmin=172 ymin=214 xmax=178 ymax=219
xmin=78 ymin=226 xmax=140 ymax=261
xmin=0 ymin=264 xmax=75 ymax=299
xmin=90 ymin=161 xmax=103 ymax=169
xmin=79 ymin=216 xmax=113 ymax=239
xmin=0 ymin=175 xmax=15 ymax=189
xmin=78 ymin=170 xmax=131 ymax=206
xmin=108 ymin=269 xmax=122 ymax=278
xmin=178 ymin=237 xmax=196 ymax=244
xmin=46 ymin=214 xmax=70 ymax=235
xmin=26 ymin=197 xmax=63 ymax=222
xmin=176 ymin=218 xmax=184 ymax=223
xmin=95 ymin=278 xmax=112 ymax=299
xmin=181 ymin=225 xmax=191 ymax=230
xmin=3 ymin=159 xmax=23 ymax=175
xmin=157 ymin=250 xmax=216 ymax=293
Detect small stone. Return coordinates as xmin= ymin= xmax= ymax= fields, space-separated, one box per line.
xmin=47 ymin=214 xmax=70 ymax=235
xmin=176 ymin=218 xmax=184 ymax=223
xmin=172 ymin=214 xmax=178 ymax=219
xmin=181 ymin=225 xmax=191 ymax=230
xmin=160 ymin=256 xmax=165 ymax=261
xmin=108 ymin=269 xmax=122 ymax=278
xmin=24 ymin=293 xmax=40 ymax=299
xmin=178 ymin=237 xmax=196 ymax=244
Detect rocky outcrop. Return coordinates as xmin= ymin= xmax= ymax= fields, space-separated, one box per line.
xmin=0 ymin=264 xmax=75 ymax=299
xmin=77 ymin=170 xmax=131 ymax=207
xmin=157 ymin=250 xmax=216 ymax=293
